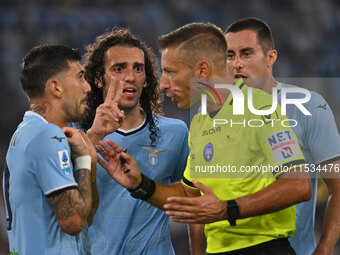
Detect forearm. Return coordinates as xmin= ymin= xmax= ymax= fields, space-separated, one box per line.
xmin=87 ymin=158 xmax=99 ymax=225
xmin=49 ymin=169 xmax=93 ymax=235
xmin=189 ymin=224 xmax=206 ymax=255
xmin=236 ymin=174 xmax=311 ymax=219
xmin=74 ymin=169 xmax=93 ymax=219
xmin=314 ymin=194 xmax=340 ymax=254
xmin=314 ymin=177 xmax=340 ymax=254
xmin=146 ymin=182 xmax=188 ymax=209
xmin=87 ymin=129 xmax=106 ymax=146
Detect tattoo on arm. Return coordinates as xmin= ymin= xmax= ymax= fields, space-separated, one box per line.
xmin=49 ymin=169 xmax=92 ymax=231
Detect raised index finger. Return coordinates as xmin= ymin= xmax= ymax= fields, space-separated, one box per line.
xmin=104 ymin=76 xmax=123 ymax=104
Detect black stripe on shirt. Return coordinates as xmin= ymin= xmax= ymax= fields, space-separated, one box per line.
xmin=182 ymin=177 xmax=195 ymax=188
xmin=275 ymin=159 xmax=306 ymax=178
xmin=116 ymin=120 xmax=148 ymax=136
xmin=46 ymin=185 xmax=78 ymax=198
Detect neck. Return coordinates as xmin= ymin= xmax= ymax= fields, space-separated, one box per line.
xmin=262 ymin=77 xmax=278 ymax=94
xmin=119 ymin=105 xmax=145 ymax=130
xmin=206 ymin=88 xmax=231 ymax=114
xmin=30 ymin=99 xmax=66 ymax=128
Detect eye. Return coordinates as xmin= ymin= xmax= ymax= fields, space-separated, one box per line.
xmin=227 ymin=53 xmax=234 ymax=60
xmin=78 ymin=73 xmax=84 ymax=80
xmin=114 ymin=66 xmax=123 ymax=73
xmin=163 ymin=69 xmax=174 ymax=75
xmin=135 ymin=66 xmax=143 ymax=72
xmin=243 ymin=51 xmax=252 ymax=57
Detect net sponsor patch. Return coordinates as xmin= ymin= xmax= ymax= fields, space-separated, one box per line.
xmin=58 ymin=150 xmax=71 ymax=175
xmin=266 ymin=130 xmax=301 ymax=164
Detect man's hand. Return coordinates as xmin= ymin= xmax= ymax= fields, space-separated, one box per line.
xmin=164 ymin=180 xmax=227 ymax=224
xmin=96 ymin=139 xmax=142 ymax=190
xmin=62 ymin=127 xmax=92 ymax=159
xmin=87 ymin=77 xmax=124 ymax=145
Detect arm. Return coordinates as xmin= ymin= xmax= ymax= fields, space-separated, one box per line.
xmin=313 ymin=159 xmax=340 ymax=255
xmin=164 ymin=170 xmax=311 ymax=224
xmin=86 ymin=136 xmax=99 ymax=226
xmin=236 ymin=170 xmax=311 ymax=218
xmin=96 ymin=139 xmax=199 ymax=209
xmin=49 ymin=170 xmax=92 ymax=235
xmin=189 ymin=224 xmax=206 ymax=255
xmin=48 ymin=128 xmax=95 ymax=235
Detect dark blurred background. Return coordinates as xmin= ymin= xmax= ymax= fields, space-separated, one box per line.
xmin=0 ymin=0 xmax=339 ymax=254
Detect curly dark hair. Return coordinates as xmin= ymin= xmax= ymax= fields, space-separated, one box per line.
xmin=80 ymin=28 xmax=163 ymax=146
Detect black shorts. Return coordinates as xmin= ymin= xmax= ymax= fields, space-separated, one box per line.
xmin=208 ymin=238 xmax=296 ymax=255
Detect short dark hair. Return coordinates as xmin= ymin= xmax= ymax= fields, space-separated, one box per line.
xmin=20 ymin=45 xmax=81 ymax=98
xmin=225 ymin=18 xmax=274 ymax=53
xmin=158 ymin=22 xmax=227 ymax=71
xmin=81 ymin=28 xmax=162 ymax=146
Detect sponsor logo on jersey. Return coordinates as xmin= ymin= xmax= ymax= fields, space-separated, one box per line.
xmin=52 ymin=135 xmax=65 ymax=143
xmin=317 ymin=104 xmax=327 ymax=110
xmin=203 ymin=143 xmax=214 ymax=162
xmin=201 ymin=127 xmax=221 ymax=136
xmin=141 ymin=146 xmax=166 ymax=166
xmin=266 ymin=130 xmax=301 ymax=164
xmin=58 ymin=150 xmax=71 ymax=175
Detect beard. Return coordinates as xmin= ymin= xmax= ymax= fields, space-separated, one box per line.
xmin=118 ymin=100 xmax=139 ymax=114
xmin=62 ymin=102 xmax=84 ymax=123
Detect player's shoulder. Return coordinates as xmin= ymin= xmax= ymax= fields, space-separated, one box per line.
xmin=280 ymin=83 xmax=327 ymax=106
xmin=30 ymin=122 xmax=66 ymax=146
xmin=155 ymin=115 xmax=188 ymax=133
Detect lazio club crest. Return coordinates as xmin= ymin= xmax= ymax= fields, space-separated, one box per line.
xmin=141 ymin=146 xmax=166 ymax=166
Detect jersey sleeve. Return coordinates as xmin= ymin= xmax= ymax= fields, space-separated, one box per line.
xmin=256 ymin=97 xmax=305 ymax=178
xmin=171 ymin=123 xmax=190 ymax=182
xmin=304 ymin=92 xmax=340 ymax=164
xmin=27 ymin=125 xmax=77 ymax=195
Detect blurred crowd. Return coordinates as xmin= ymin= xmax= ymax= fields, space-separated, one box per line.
xmin=0 ymin=0 xmax=339 ymax=254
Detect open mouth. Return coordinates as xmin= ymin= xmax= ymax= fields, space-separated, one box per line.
xmin=123 ymin=88 xmax=136 ymax=96
xmin=234 ymin=74 xmax=248 ymax=79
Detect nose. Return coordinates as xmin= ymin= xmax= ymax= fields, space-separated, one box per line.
xmin=83 ymin=80 xmax=91 ymax=94
xmin=233 ymin=55 xmax=243 ymax=70
xmin=159 ymin=73 xmax=169 ymax=91
xmin=124 ymin=67 xmax=135 ymax=83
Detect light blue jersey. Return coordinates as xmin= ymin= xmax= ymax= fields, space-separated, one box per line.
xmin=3 ymin=111 xmax=83 ymax=255
xmin=88 ymin=115 xmax=189 ymax=255
xmin=278 ymin=84 xmax=340 ymax=255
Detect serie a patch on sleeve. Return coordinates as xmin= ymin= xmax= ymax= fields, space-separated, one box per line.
xmin=58 ymin=150 xmax=71 ymax=175
xmin=266 ymin=130 xmax=301 ymax=164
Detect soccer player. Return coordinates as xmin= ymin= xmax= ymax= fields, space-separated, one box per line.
xmin=225 ymin=17 xmax=340 ymax=255
xmin=80 ymin=28 xmax=189 ymax=255
xmin=3 ymin=45 xmax=97 ymax=255
xmin=96 ymin=23 xmax=312 ymax=254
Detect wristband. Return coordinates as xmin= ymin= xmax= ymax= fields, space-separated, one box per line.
xmin=74 ymin=155 xmax=92 ymax=172
xmin=128 ymin=174 xmax=155 ymax=200
xmin=227 ymin=200 xmax=239 ymax=226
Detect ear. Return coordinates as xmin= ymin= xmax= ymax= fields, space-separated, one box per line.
xmin=46 ymin=78 xmax=63 ymax=98
xmin=95 ymin=76 xmax=103 ymax=88
xmin=266 ymin=49 xmax=277 ymax=67
xmin=194 ymin=60 xmax=210 ymax=78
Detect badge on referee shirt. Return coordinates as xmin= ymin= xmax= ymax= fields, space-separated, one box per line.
xmin=203 ymin=143 xmax=214 ymax=162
